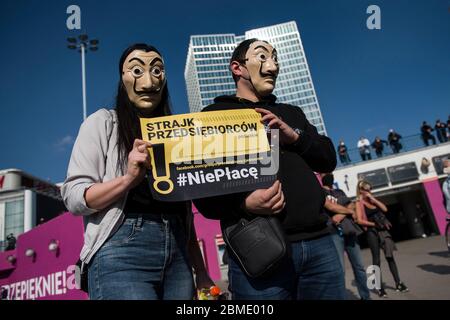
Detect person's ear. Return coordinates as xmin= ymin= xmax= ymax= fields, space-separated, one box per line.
xmin=230 ymin=61 xmax=244 ymax=79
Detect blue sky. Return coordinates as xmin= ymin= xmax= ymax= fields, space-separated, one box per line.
xmin=0 ymin=0 xmax=449 ymax=183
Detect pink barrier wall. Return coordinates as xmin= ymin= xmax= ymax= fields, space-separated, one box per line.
xmin=0 ymin=208 xmax=223 ymax=300
xmin=192 ymin=205 xmax=223 ymax=281
xmin=0 ymin=213 xmax=88 ymax=300
xmin=422 ymin=178 xmax=448 ymax=235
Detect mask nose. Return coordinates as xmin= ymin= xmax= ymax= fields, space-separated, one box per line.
xmin=139 ymin=72 xmax=154 ymax=91
xmin=263 ymin=59 xmax=279 ymax=78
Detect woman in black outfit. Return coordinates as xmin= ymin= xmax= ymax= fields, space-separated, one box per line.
xmin=356 ymin=180 xmax=409 ymax=297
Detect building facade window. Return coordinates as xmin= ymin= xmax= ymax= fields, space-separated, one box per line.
xmin=4 ymin=198 xmax=24 ymax=239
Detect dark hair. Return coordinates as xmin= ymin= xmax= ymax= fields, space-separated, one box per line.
xmin=230 ymin=38 xmax=268 ymax=84
xmin=115 ymin=43 xmax=172 ymax=172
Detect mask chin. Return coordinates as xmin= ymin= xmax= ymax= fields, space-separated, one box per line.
xmin=444 ymin=167 xmax=450 ymax=174
xmin=252 ymin=80 xmax=275 ymax=97
xmin=135 ymin=94 xmax=162 ymax=113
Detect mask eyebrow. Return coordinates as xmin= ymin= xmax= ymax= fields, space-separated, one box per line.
xmin=149 ymin=57 xmax=163 ymax=66
xmin=128 ymin=57 xmax=146 ymax=65
xmin=253 ymin=45 xmax=270 ymax=53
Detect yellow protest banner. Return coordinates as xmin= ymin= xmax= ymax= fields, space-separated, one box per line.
xmin=140 ymin=109 xmax=276 ymax=201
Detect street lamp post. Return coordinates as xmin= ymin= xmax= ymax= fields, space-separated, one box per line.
xmin=67 ymin=35 xmax=99 ymax=121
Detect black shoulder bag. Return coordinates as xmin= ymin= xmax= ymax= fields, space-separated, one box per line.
xmin=223 ymin=216 xmax=289 ymax=278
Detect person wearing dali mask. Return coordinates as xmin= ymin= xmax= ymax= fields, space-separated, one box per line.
xmin=194 ymin=39 xmax=344 ymax=300
xmin=62 ymin=44 xmax=213 ymax=300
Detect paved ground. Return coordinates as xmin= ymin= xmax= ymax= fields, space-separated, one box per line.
xmin=344 ymin=235 xmax=450 ymax=300
xmin=216 ymin=236 xmax=450 ymax=300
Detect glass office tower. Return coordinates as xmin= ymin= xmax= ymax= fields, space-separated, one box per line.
xmin=185 ymin=21 xmax=327 ymax=135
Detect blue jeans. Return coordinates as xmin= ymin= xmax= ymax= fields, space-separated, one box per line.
xmin=88 ymin=214 xmax=194 ymax=300
xmin=331 ymin=233 xmax=371 ymax=300
xmin=228 ymin=234 xmax=346 ymax=300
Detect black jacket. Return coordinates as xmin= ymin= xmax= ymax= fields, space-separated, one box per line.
xmin=388 ymin=132 xmax=401 ymax=144
xmin=193 ymin=95 xmax=337 ymax=242
xmin=371 ymin=139 xmax=388 ymax=151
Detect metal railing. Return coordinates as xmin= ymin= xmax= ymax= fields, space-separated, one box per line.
xmin=336 ymin=133 xmax=449 ymax=168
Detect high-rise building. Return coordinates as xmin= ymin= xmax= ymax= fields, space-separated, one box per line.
xmin=184 ymin=21 xmax=327 ymax=135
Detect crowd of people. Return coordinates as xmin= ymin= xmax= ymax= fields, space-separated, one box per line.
xmin=420 ymin=119 xmax=449 ymax=146
xmin=321 ymin=173 xmax=409 ymax=298
xmin=337 ymin=117 xmax=450 ymax=165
